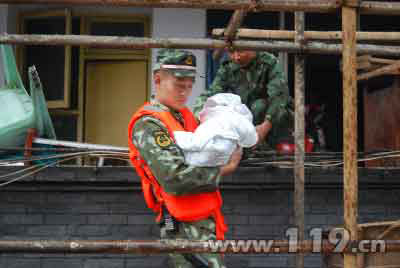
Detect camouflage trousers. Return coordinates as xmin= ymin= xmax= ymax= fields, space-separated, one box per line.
xmin=160 ymin=218 xmax=226 ymax=268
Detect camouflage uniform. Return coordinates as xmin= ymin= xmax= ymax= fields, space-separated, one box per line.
xmin=131 ymin=49 xmax=226 ymax=268
xmin=194 ymin=52 xmax=293 ymax=148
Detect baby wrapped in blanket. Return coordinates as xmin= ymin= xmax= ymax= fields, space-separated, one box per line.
xmin=174 ymin=93 xmax=258 ymax=167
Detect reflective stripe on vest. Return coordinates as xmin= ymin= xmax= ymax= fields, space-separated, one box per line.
xmin=128 ymin=103 xmax=227 ymax=240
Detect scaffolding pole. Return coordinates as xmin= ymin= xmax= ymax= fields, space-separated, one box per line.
xmin=1 ymin=34 xmax=399 ymax=56
xmin=342 ymin=3 xmax=358 ymax=268
xmin=212 ymin=9 xmax=247 ymax=60
xmin=212 ymin=28 xmax=400 ymax=42
xmin=0 ymin=0 xmax=341 ymax=12
xmin=0 ymin=239 xmax=398 ymax=254
xmin=2 ymin=0 xmax=400 ymax=15
xmin=294 ymin=10 xmax=305 ymax=268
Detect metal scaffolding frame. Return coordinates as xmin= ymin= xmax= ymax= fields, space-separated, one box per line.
xmin=1 ymin=1 xmax=399 ymax=268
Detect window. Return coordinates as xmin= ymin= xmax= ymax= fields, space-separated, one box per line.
xmin=21 ymin=9 xmax=72 ymax=109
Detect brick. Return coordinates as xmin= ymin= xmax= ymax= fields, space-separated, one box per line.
xmin=126 ymin=256 xmax=166 ymax=267
xmin=225 ymin=215 xmax=249 ymax=225
xmin=127 ymin=215 xmax=155 ymax=225
xmin=36 ymin=167 xmax=75 ymax=181
xmin=88 ymin=215 xmax=127 ymax=224
xmin=249 ymin=215 xmax=289 ymax=225
xmin=310 ymin=203 xmax=342 ymax=215
xmin=286 ymin=254 xmax=322 ymax=267
xmin=27 ymin=204 xmax=76 ymax=214
xmin=0 ymin=192 xmax=44 ymax=204
xmin=77 ymin=205 xmax=109 ymax=214
xmin=222 ymin=192 xmax=249 ymax=204
xmin=91 ymin=167 xmax=138 ymax=182
xmin=234 ymin=225 xmax=285 ymax=239
xmin=3 ymin=258 xmax=41 ymax=268
xmin=26 ymin=225 xmax=67 ymax=237
xmin=249 ymin=191 xmax=289 ymax=205
xmin=42 ymin=259 xmax=82 ymax=268
xmin=221 ymin=204 xmax=234 ymax=214
xmin=108 ymin=203 xmax=148 ymax=214
xmin=86 ymin=193 xmax=134 ymax=204
xmin=234 ymin=205 xmax=290 ymax=216
xmin=304 ymin=255 xmax=323 ymax=268
xmin=359 ymin=205 xmax=387 ymax=214
xmin=44 ymin=214 xmax=87 ymax=224
xmin=0 ymin=225 xmax=25 ymax=235
xmin=0 ymin=204 xmax=26 ymax=213
xmin=358 ymin=213 xmax=387 ymax=223
xmin=46 ymin=193 xmax=86 ymax=204
xmin=0 ymin=214 xmax=43 ymax=224
xmin=74 ymin=225 xmax=112 ymax=236
xmin=248 ymin=256 xmax=287 ymax=267
xmin=306 ymin=214 xmax=331 ymax=225
xmin=117 ymin=225 xmax=153 ymax=238
xmin=225 ymin=256 xmax=250 ymax=268
xmin=83 ymin=258 xmax=124 ymax=268
xmin=359 ymin=189 xmax=392 ymax=204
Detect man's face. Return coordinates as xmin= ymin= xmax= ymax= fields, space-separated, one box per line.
xmin=154 ymin=70 xmax=194 ymax=110
xmin=229 ymin=50 xmax=257 ymax=67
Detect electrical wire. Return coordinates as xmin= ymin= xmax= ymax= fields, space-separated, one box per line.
xmin=1 ymin=146 xmax=400 ymax=187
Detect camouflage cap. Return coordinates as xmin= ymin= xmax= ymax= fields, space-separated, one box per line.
xmin=153 ymin=48 xmax=196 ymax=78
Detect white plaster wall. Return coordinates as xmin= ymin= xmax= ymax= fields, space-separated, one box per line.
xmin=0 ymin=4 xmax=7 ymax=87
xmin=152 ymin=8 xmax=206 ymax=108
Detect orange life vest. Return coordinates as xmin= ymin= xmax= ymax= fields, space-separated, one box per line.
xmin=128 ymin=103 xmax=227 ymax=240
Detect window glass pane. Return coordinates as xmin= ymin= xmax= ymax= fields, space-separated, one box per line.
xmin=25 ymin=17 xmax=66 ymax=101
xmin=90 ymin=22 xmax=145 ymax=37
xmin=25 ymin=17 xmax=65 ymax=35
xmin=206 ymin=10 xmax=279 ymax=36
xmin=70 ymin=18 xmax=81 ymax=110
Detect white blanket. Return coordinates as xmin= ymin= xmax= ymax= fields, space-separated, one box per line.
xmin=174 ymin=93 xmax=258 ymax=167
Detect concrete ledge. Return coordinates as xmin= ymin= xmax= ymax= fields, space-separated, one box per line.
xmin=1 ymin=166 xmax=400 ymax=191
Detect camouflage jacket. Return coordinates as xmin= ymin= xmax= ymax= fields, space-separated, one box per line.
xmin=131 ymin=101 xmax=221 ymax=196
xmin=194 ymin=52 xmax=291 ymax=126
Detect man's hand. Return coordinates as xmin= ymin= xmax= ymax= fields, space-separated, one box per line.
xmin=255 ymin=120 xmax=272 ymax=145
xmin=219 ymin=146 xmax=243 ymax=177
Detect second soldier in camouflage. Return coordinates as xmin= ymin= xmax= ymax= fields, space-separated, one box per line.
xmin=194 ymin=50 xmax=293 ymax=149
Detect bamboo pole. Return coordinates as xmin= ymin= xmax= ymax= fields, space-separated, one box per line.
xmin=0 ymin=0 xmax=341 ymax=13
xmin=369 ymin=57 xmax=398 ymax=65
xmin=1 ymin=34 xmax=399 ymax=56
xmin=212 ymin=9 xmax=247 ymax=60
xmin=294 ymin=11 xmax=305 ymax=268
xmin=213 ymin=28 xmax=400 ymax=42
xmin=0 ymin=239 xmax=397 ymax=254
xmin=360 ymin=1 xmax=400 ymax=15
xmin=357 ymin=60 xmax=400 ymax=81
xmin=2 ymin=0 xmax=400 ymax=15
xmin=342 ymin=4 xmax=358 ymax=268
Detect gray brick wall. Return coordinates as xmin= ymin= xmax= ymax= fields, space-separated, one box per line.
xmin=1 ymin=166 xmax=400 ymax=268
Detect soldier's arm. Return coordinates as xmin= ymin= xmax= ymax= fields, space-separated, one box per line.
xmin=132 ymin=116 xmax=222 ymax=196
xmin=192 ymin=63 xmax=229 ymax=117
xmin=264 ymin=55 xmax=291 ymax=126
